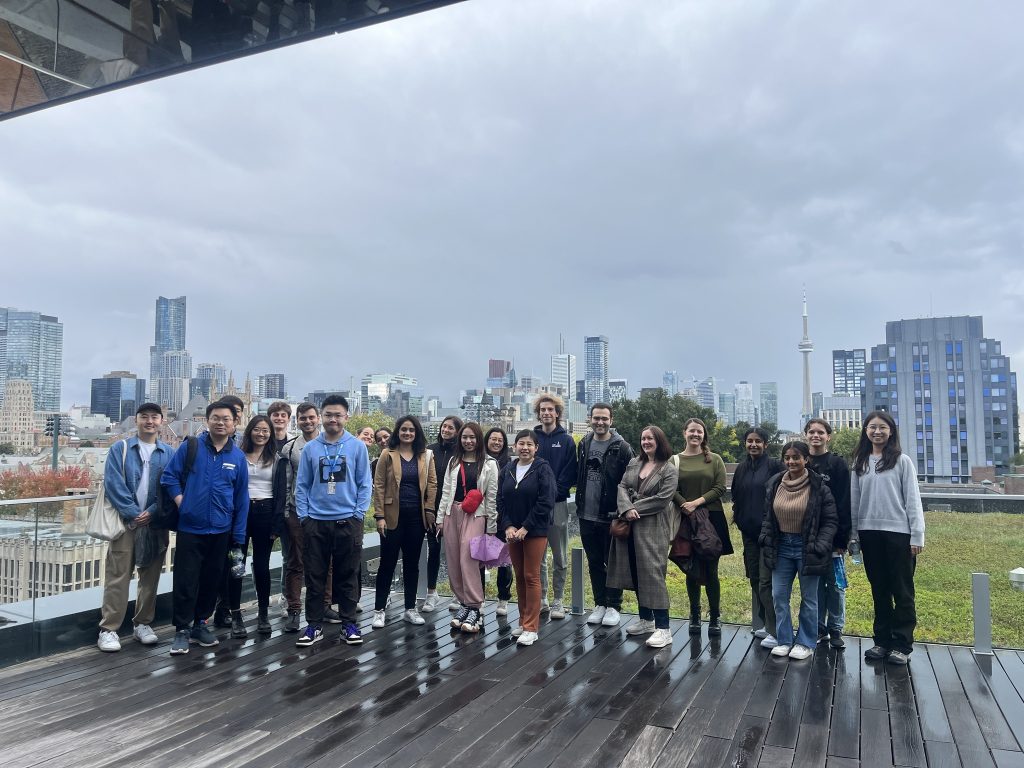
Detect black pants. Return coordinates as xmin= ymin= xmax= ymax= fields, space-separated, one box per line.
xmin=375 ymin=516 xmax=425 ymax=610
xmin=742 ymin=533 xmax=775 ymax=633
xmin=860 ymin=529 xmax=917 ymax=654
xmin=303 ymin=517 xmax=363 ymax=625
xmin=427 ymin=532 xmax=442 ymax=590
xmin=228 ymin=501 xmax=275 ymax=611
xmin=686 ymin=558 xmax=722 ymax=618
xmin=580 ymin=518 xmax=623 ymax=610
xmin=173 ymin=531 xmax=231 ymax=631
xmin=478 ymin=564 xmax=514 ymax=600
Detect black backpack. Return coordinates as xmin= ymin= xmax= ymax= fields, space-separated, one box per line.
xmin=152 ymin=436 xmax=198 ymax=531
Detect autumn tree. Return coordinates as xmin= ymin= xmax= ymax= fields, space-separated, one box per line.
xmin=0 ymin=466 xmax=94 ymax=500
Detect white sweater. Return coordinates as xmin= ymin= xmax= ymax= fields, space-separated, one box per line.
xmin=435 ymin=456 xmax=499 ymax=534
xmin=850 ymin=453 xmax=925 ymax=547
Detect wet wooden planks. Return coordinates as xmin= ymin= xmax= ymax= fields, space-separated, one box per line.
xmin=0 ymin=602 xmax=1021 ymax=767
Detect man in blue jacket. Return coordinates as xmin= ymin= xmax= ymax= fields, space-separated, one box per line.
xmin=161 ymin=401 xmax=249 ymax=655
xmin=294 ymin=395 xmax=372 ymax=648
xmin=533 ymin=394 xmax=578 ymax=619
xmin=97 ymin=402 xmax=173 ymax=652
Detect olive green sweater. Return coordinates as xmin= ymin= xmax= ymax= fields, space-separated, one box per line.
xmin=673 ymin=452 xmax=727 ymax=512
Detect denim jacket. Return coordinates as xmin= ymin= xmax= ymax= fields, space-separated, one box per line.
xmin=103 ymin=437 xmax=174 ymax=521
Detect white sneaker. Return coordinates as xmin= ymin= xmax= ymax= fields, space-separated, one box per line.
xmin=550 ymin=600 xmax=566 ymax=620
xmin=601 ymin=608 xmax=622 ymax=627
xmin=586 ymin=606 xmax=607 ymax=625
xmin=133 ymin=624 xmax=158 ymax=645
xmin=517 ymin=631 xmax=539 ymax=646
xmin=789 ymin=644 xmax=813 ymax=660
xmin=646 ymin=628 xmax=673 ymax=648
xmin=372 ymin=609 xmax=386 ymax=629
xmin=496 ymin=600 xmax=509 ymax=616
xmin=97 ymin=630 xmax=121 ymax=652
xmin=760 ymin=634 xmax=779 ymax=649
xmin=753 ymin=628 xmax=768 ymax=639
xmin=403 ymin=609 xmax=425 ymax=625
xmin=421 ymin=593 xmax=440 ymax=613
xmin=511 ymin=626 xmax=524 ymax=637
xmin=771 ymin=644 xmax=792 ymax=657
xmin=625 ymin=619 xmax=656 ymax=636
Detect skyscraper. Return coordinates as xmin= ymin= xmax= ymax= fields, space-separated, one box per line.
xmin=584 ymin=335 xmax=609 ymax=406
xmin=662 ymin=371 xmax=679 ymax=396
xmin=257 ymin=373 xmax=287 ymax=400
xmin=832 ymin=349 xmax=866 ymax=396
xmin=195 ymin=362 xmax=228 ymax=394
xmin=718 ymin=392 xmax=736 ymax=424
xmin=734 ymin=381 xmax=756 ymax=423
xmin=759 ymin=382 xmax=779 ymax=426
xmin=91 ymin=371 xmax=147 ymax=422
xmin=696 ymin=377 xmax=718 ymax=411
xmin=148 ymin=296 xmax=186 ymax=396
xmin=608 ymin=378 xmax=628 ymax=402
xmin=861 ymin=315 xmax=1019 ymax=482
xmin=0 ymin=307 xmax=63 ymax=411
xmin=550 ymin=353 xmax=577 ymax=400
xmin=361 ymin=373 xmax=418 ymax=413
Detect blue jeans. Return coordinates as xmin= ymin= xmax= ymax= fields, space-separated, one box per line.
xmin=817 ymin=555 xmax=846 ymax=633
xmin=638 ymin=606 xmax=670 ymax=629
xmin=771 ymin=533 xmax=820 ymax=648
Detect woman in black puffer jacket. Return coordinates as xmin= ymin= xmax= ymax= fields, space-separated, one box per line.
xmin=758 ymin=440 xmax=837 ymax=661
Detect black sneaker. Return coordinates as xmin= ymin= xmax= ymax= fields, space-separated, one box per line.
xmin=212 ymin=608 xmax=232 ymax=629
xmin=864 ymin=644 xmax=889 ymax=661
xmin=817 ymin=629 xmax=829 ymax=644
xmin=231 ymin=611 xmax=248 ymax=639
xmin=285 ymin=610 xmax=301 ymax=633
xmin=829 ymin=630 xmax=845 ymax=649
xmin=323 ymin=607 xmax=343 ymax=624
xmin=461 ymin=608 xmax=482 ymax=633
xmin=344 ymin=622 xmax=362 ymax=645
xmin=451 ymin=605 xmax=470 ymax=629
xmin=296 ymin=624 xmax=323 ymax=647
xmin=190 ymin=620 xmax=219 ymax=647
xmin=170 ymin=629 xmax=190 ymax=655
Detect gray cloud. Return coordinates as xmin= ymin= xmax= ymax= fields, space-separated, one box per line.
xmin=3 ymin=0 xmax=1023 ymax=428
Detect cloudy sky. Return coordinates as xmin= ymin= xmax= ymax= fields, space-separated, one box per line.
xmin=3 ymin=0 xmax=1023 ymax=429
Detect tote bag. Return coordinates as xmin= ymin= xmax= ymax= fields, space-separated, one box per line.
xmin=86 ymin=441 xmax=128 ymax=541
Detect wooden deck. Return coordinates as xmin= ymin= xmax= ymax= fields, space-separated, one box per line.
xmin=0 ymin=594 xmax=1022 ymax=768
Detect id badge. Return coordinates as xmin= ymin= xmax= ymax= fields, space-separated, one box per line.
xmin=327 ymin=480 xmax=336 ymax=495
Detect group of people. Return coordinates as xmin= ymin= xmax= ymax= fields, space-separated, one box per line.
xmin=97 ymin=393 xmax=925 ymax=664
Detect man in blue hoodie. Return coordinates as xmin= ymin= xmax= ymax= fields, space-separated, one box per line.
xmin=533 ymin=394 xmax=579 ymax=619
xmin=161 ymin=400 xmax=249 ymax=656
xmin=294 ymin=395 xmax=372 ymax=647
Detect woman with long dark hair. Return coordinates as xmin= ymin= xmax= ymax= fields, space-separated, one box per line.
xmin=371 ymin=416 xmax=437 ymax=628
xmin=731 ymin=426 xmax=784 ymax=648
xmin=422 ymin=415 xmax=463 ymax=612
xmin=436 ymin=421 xmax=499 ymax=633
xmin=850 ymin=410 xmax=925 ymax=665
xmin=607 ymin=426 xmax=680 ymax=649
xmin=499 ymin=429 xmax=556 ymax=646
xmin=484 ymin=427 xmax=514 ymax=615
xmin=229 ymin=415 xmax=278 ymax=637
xmin=673 ymin=417 xmax=731 ymax=635
xmin=758 ymin=441 xmax=838 ymax=660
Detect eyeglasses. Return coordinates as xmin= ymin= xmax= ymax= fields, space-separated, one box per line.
xmin=251 ymin=429 xmax=271 ymax=436
xmin=208 ymin=416 xmax=234 ymax=424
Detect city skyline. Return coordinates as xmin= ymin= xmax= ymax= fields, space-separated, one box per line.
xmin=4 ymin=3 xmax=1024 ymax=427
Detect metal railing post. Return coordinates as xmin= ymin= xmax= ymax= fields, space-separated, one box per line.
xmin=417 ymin=534 xmax=429 ymax=602
xmin=972 ymin=572 xmax=993 ymax=657
xmin=571 ymin=546 xmax=585 ymax=615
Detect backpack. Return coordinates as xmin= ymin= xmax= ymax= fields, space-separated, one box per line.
xmin=152 ymin=436 xmax=198 ymax=531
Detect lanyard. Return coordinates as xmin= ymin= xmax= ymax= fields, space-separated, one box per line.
xmin=323 ymin=441 xmax=344 ymax=476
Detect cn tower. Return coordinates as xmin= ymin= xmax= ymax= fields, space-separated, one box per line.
xmin=799 ymin=290 xmax=814 ymax=421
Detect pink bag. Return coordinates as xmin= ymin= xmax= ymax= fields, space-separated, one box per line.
xmin=469 ymin=534 xmax=511 ymax=567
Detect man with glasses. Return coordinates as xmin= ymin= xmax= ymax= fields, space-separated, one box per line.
xmin=574 ymin=403 xmax=633 ymax=627
xmin=294 ymin=395 xmax=372 ymax=647
xmin=162 ymin=401 xmax=249 ymax=655
xmin=97 ymin=403 xmax=173 ymax=652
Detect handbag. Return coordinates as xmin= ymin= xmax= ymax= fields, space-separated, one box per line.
xmin=610 ymin=517 xmax=631 ymax=539
xmin=470 ymin=534 xmax=511 ymax=567
xmin=459 ymin=462 xmax=484 ymax=514
xmin=86 ymin=441 xmax=128 ymax=541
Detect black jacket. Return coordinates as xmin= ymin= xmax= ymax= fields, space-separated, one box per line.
xmin=758 ymin=471 xmax=839 ymax=576
xmin=498 ymin=457 xmax=556 ymax=539
xmin=731 ymin=454 xmax=784 ymax=538
xmin=427 ymin=438 xmax=458 ymax=512
xmin=574 ymin=431 xmax=634 ymax=521
xmin=807 ymin=452 xmax=852 ymax=549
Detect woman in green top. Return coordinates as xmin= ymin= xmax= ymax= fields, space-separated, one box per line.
xmin=674 ymin=418 xmax=732 ymax=635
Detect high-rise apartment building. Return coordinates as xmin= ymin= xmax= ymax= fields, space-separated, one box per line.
xmin=608 ymin=378 xmax=628 ymax=403
xmin=759 ymin=382 xmax=779 ymax=426
xmin=832 ymin=349 xmax=866 ymax=396
xmin=148 ymin=296 xmax=186 ymax=397
xmin=734 ymin=381 xmax=756 ymax=424
xmin=718 ymin=393 xmax=736 ymax=424
xmin=583 ymin=335 xmax=609 ymax=407
xmin=861 ymin=316 xmax=1019 ymax=482
xmin=0 ymin=307 xmax=63 ymax=411
xmin=195 ymin=362 xmax=228 ymax=394
xmin=662 ymin=371 xmax=679 ymax=396
xmin=550 ymin=354 xmax=577 ymax=400
xmin=90 ymin=371 xmax=147 ymax=422
xmin=0 ymin=380 xmax=36 ymax=452
xmin=257 ymin=373 xmax=287 ymax=400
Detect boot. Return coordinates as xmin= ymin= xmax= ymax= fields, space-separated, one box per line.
xmin=688 ymin=608 xmax=702 ymax=635
xmin=284 ymin=610 xmax=301 ymax=633
xmin=213 ymin=604 xmax=232 ymax=629
xmin=231 ymin=610 xmax=248 ymax=639
xmin=257 ymin=606 xmax=272 ymax=635
xmin=708 ymin=613 xmax=722 ymax=637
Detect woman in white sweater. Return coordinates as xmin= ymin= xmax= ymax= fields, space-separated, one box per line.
xmin=436 ymin=421 xmax=499 ymax=633
xmin=850 ymin=410 xmax=924 ymax=666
